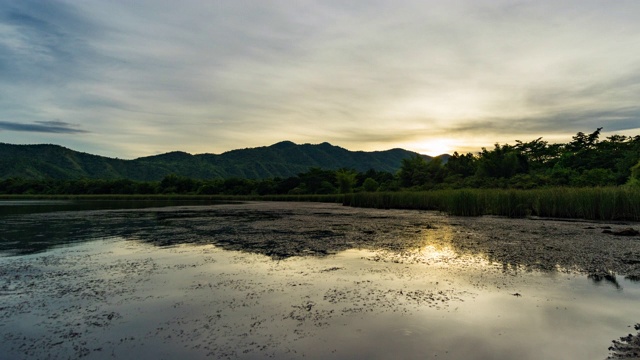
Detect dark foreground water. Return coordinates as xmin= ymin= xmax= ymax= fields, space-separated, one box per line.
xmin=1 ymin=201 xmax=639 ymax=359
xmin=0 ymin=199 xmax=229 ymax=217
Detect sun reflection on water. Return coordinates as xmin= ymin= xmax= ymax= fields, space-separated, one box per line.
xmin=416 ymin=244 xmax=458 ymax=261
xmin=362 ymin=224 xmax=497 ymax=269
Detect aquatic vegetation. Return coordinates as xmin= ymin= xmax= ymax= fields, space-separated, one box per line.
xmin=2 ymin=187 xmax=639 ymax=221
xmin=344 ymin=187 xmax=640 ymax=220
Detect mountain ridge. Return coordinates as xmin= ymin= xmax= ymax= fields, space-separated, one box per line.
xmin=0 ymin=141 xmax=438 ymax=181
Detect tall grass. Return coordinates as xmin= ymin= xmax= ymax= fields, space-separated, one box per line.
xmin=344 ymin=187 xmax=640 ymax=221
xmin=4 ymin=188 xmax=638 ymax=220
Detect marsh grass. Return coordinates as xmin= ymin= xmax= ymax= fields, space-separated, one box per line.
xmin=3 ymin=188 xmax=638 ymax=220
xmin=344 ymin=187 xmax=640 ymax=221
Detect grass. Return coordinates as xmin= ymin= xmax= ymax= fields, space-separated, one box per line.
xmin=3 ymin=188 xmax=638 ymax=221
xmin=343 ymin=187 xmax=640 ymax=221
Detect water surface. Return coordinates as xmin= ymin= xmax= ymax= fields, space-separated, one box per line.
xmin=0 ymin=199 xmax=230 ymax=216
xmin=0 ymin=202 xmax=638 ymax=359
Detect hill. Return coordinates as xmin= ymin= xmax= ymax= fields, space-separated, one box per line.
xmin=0 ymin=141 xmax=432 ymax=181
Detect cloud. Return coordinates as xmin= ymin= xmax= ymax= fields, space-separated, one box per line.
xmin=0 ymin=120 xmax=88 ymax=134
xmin=445 ymin=106 xmax=640 ymax=136
xmin=1 ymin=0 xmax=640 ymax=158
xmin=0 ymin=0 xmax=102 ymax=83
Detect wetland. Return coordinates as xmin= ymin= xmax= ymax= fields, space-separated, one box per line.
xmin=1 ymin=201 xmax=640 ymax=359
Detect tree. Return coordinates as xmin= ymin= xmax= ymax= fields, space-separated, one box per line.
xmin=275 ymin=177 xmax=301 ymax=194
xmin=197 ymin=180 xmax=222 ymax=195
xmin=573 ymin=168 xmax=615 ymax=187
xmin=445 ymin=152 xmax=477 ymax=178
xmin=356 ymin=169 xmax=393 ymax=188
xmin=317 ymin=181 xmax=337 ymax=194
xmin=362 ymin=178 xmax=379 ymax=192
xmin=398 ymin=155 xmax=429 ymax=187
xmin=255 ymin=179 xmax=277 ymax=195
xmin=424 ymin=157 xmax=445 ymax=185
xmin=514 ymin=137 xmax=561 ymax=170
xmin=159 ymin=174 xmax=198 ymax=194
xmin=567 ymin=127 xmax=602 ymax=152
xmin=221 ymin=178 xmax=254 ymax=195
xmin=475 ymin=144 xmax=528 ymax=179
xmin=298 ymin=168 xmax=336 ymax=194
xmin=629 ymin=160 xmax=640 ymax=186
xmin=335 ymin=169 xmax=357 ymax=194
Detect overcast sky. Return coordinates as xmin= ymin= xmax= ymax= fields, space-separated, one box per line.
xmin=1 ymin=0 xmax=639 ymax=158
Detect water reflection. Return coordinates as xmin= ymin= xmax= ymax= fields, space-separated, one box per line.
xmin=588 ymin=272 xmax=622 ymax=290
xmin=414 ymin=226 xmax=458 ymax=261
xmin=0 ymin=238 xmax=638 ymax=360
xmin=417 ymin=244 xmax=458 ymax=261
xmin=0 ymin=199 xmax=230 ymax=216
xmin=1 ymin=201 xmax=639 ymax=286
xmin=366 ymin=236 xmax=496 ymax=272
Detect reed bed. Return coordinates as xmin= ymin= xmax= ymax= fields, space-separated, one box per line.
xmin=4 ymin=188 xmax=638 ymax=221
xmin=343 ymin=187 xmax=640 ymax=221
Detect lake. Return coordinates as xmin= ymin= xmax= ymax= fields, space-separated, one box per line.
xmin=1 ymin=200 xmax=638 ymax=359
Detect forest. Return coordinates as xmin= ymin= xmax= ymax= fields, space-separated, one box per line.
xmin=1 ymin=128 xmax=639 ymax=196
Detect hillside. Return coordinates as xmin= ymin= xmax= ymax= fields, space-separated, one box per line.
xmin=0 ymin=141 xmax=431 ymax=181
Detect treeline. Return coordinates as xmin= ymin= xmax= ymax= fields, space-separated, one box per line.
xmin=0 ymin=168 xmax=393 ymax=196
xmin=399 ymin=128 xmax=640 ymax=189
xmin=1 ymin=129 xmax=639 ymax=195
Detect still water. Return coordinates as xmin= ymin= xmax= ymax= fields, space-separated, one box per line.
xmin=0 ymin=201 xmax=638 ymax=359
xmin=0 ymin=199 xmax=229 ymax=216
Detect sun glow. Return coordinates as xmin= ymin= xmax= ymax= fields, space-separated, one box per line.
xmin=411 ymin=138 xmax=456 ymax=156
xmin=417 ymin=245 xmax=458 ymax=262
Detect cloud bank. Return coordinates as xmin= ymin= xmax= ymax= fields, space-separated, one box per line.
xmin=1 ymin=0 xmax=639 ymax=157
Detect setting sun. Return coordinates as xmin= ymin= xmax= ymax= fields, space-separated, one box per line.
xmin=408 ymin=138 xmax=456 ymax=156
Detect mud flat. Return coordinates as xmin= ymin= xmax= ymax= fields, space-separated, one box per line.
xmin=1 ymin=201 xmax=639 ymax=359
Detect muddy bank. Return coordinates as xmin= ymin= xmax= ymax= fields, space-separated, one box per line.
xmin=608 ymin=324 xmax=640 ymax=359
xmin=4 ymin=201 xmax=639 ymax=279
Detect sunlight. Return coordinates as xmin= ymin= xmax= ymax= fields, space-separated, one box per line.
xmin=417 ymin=244 xmax=458 ymax=261
xmin=411 ymin=138 xmax=456 ymax=156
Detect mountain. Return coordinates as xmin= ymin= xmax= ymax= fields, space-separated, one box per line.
xmin=0 ymin=141 xmax=433 ymax=181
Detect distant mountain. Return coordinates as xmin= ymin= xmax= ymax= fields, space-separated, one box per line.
xmin=0 ymin=141 xmax=434 ymax=181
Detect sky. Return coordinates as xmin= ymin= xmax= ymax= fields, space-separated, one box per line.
xmin=1 ymin=0 xmax=639 ymax=159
